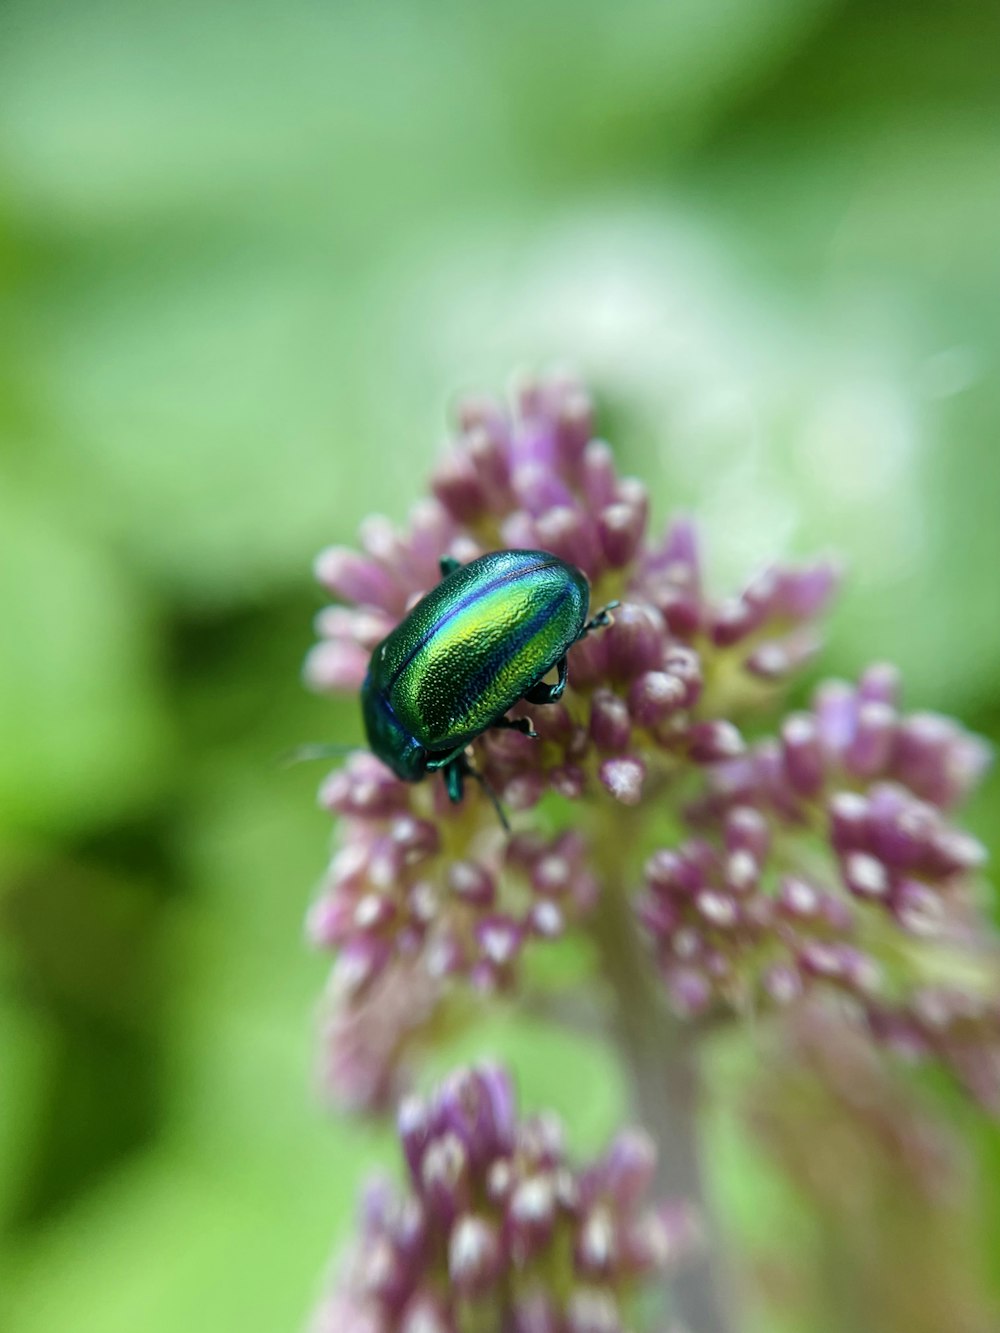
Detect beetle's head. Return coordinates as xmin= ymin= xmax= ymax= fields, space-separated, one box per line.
xmin=360 ymin=673 xmax=428 ymax=783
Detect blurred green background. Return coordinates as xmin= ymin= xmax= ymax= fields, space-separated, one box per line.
xmin=1 ymin=0 xmax=998 ymax=1329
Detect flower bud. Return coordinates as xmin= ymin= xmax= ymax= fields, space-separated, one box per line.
xmin=599 ymin=757 xmax=646 ymax=806
xmin=598 ymin=499 xmax=645 ymax=568
xmin=780 ymin=712 xmax=825 ymax=795
xmin=688 ymin=721 xmax=745 ymax=764
xmin=448 ymin=1214 xmax=502 ymax=1295
xmin=432 ymin=449 xmax=488 ymax=523
xmin=314 ymin=545 xmax=402 ymax=611
xmin=589 ymin=690 xmax=632 ymax=753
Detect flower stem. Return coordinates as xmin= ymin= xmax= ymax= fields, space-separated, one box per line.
xmin=591 ymin=833 xmax=737 ymax=1333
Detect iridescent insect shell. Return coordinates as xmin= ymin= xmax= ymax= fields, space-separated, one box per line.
xmin=361 ymin=549 xmax=600 ymax=803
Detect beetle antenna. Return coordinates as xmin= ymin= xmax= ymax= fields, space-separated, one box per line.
xmin=279 ymin=742 xmax=361 ymax=769
xmin=466 ymin=763 xmax=511 ymax=833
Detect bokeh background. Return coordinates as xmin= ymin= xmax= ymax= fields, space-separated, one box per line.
xmin=1 ymin=1 xmax=998 ymax=1329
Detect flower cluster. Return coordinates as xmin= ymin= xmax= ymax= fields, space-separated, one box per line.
xmin=639 ymin=808 xmax=871 ymax=1020
xmin=641 ymin=666 xmax=999 ymax=1106
xmin=306 ymin=376 xmax=838 ymax=815
xmin=306 ymin=374 xmax=852 ymax=1108
xmin=306 ymin=372 xmax=997 ymax=1113
xmin=308 ymin=750 xmax=600 ymax=1104
xmin=691 ymin=664 xmax=989 ymax=822
xmin=630 ymin=514 xmax=838 ymax=685
xmin=304 ymin=369 xmax=1000 ymax=1333
xmin=310 ymin=753 xmax=599 ymax=994
xmin=312 ymin=1064 xmax=697 ymax=1333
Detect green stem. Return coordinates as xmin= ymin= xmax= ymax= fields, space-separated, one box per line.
xmin=591 ymin=819 xmax=737 ymax=1333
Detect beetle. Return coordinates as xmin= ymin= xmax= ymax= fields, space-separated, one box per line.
xmin=361 ymin=548 xmax=616 ymax=817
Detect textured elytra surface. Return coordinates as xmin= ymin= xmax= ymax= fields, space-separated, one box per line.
xmin=369 ymin=550 xmax=589 ymax=750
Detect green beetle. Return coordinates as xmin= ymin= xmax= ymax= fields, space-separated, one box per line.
xmin=361 ymin=549 xmax=615 ymax=811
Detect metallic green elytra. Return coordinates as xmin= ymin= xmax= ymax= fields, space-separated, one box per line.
xmin=361 ymin=548 xmax=614 ymax=808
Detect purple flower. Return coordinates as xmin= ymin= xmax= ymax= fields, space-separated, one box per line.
xmin=645 ymin=667 xmax=998 ymax=1107
xmin=310 ymin=752 xmax=598 ymax=998
xmin=308 ymin=376 xmax=837 ymax=818
xmin=303 ymin=369 xmax=1000 ymax=1331
xmin=639 ymin=813 xmax=878 ymax=1020
xmin=313 ymin=1065 xmax=697 ymax=1332
xmin=306 ymin=372 xmax=996 ymax=1112
xmin=307 ymin=375 xmax=851 ymax=1108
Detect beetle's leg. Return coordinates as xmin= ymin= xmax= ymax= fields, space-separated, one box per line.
xmin=523 ymin=604 xmax=617 ymax=709
xmin=442 ymin=754 xmax=510 ymax=831
xmin=438 ymin=555 xmax=462 ymax=580
xmin=524 ymin=655 xmax=568 ymax=705
xmin=580 ymin=600 xmax=620 ymax=637
xmin=444 ymin=759 xmax=465 ymax=804
xmin=492 ymin=715 xmax=538 ymax=739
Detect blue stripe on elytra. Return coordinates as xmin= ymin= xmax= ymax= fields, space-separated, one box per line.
xmin=384 ymin=554 xmax=558 ymax=694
